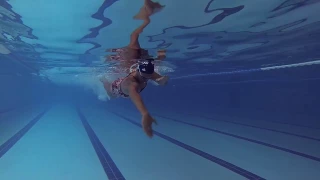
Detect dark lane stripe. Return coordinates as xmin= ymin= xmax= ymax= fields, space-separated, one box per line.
xmin=0 ymin=107 xmax=16 ymax=114
xmin=168 ymin=109 xmax=320 ymax=131
xmin=191 ymin=113 xmax=320 ymax=132
xmin=155 ymin=114 xmax=320 ymax=162
xmin=76 ymin=108 xmax=126 ymax=180
xmin=168 ymin=113 xmax=320 ymax=142
xmin=264 ymin=120 xmax=320 ymax=131
xmin=0 ymin=107 xmax=51 ymax=158
xmin=111 ymin=111 xmax=265 ymax=180
xmin=0 ymin=104 xmax=27 ymax=116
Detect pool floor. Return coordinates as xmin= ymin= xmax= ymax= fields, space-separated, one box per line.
xmin=1 ymin=103 xmax=320 ymax=180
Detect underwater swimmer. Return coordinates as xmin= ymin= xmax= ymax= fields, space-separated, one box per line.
xmin=100 ymin=59 xmax=169 ymax=137
xmin=100 ymin=0 xmax=168 ymax=137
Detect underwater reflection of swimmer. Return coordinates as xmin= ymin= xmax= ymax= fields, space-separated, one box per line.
xmin=105 ymin=0 xmax=166 ymax=72
xmin=100 ymin=59 xmax=169 ymax=138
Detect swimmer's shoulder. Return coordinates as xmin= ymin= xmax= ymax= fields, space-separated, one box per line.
xmin=124 ymin=72 xmax=139 ymax=83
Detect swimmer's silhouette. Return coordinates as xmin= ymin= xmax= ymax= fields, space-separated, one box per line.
xmin=101 ymin=0 xmax=169 ymax=138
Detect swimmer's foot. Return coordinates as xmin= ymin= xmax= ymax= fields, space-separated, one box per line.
xmin=134 ymin=0 xmax=165 ymax=20
xmin=145 ymin=0 xmax=165 ymax=15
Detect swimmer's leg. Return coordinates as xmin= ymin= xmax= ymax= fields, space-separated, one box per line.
xmin=128 ymin=17 xmax=150 ymax=49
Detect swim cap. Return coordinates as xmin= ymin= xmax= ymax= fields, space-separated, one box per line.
xmin=138 ymin=59 xmax=154 ymax=74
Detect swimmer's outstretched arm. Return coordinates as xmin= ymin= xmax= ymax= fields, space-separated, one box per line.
xmin=128 ymin=82 xmax=149 ymax=115
xmin=128 ymin=82 xmax=157 ymax=137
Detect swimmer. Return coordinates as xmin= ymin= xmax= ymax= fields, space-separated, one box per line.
xmin=100 ymin=59 xmax=169 ymax=138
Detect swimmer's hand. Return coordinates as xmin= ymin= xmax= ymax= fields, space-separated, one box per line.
xmin=142 ymin=113 xmax=157 ymax=138
xmin=156 ymin=49 xmax=166 ymax=60
xmin=155 ymin=76 xmax=169 ymax=85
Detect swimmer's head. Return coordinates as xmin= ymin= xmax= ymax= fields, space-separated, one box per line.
xmin=138 ymin=59 xmax=154 ymax=78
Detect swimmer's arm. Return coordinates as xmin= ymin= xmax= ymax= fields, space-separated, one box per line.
xmin=154 ymin=56 xmax=166 ymax=61
xmin=128 ymin=83 xmax=149 ymax=115
xmin=151 ymin=72 xmax=163 ymax=80
xmin=151 ymin=72 xmax=169 ymax=86
xmin=155 ymin=50 xmax=166 ymax=60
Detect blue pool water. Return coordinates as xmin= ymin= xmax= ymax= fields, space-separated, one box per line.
xmin=0 ymin=0 xmax=320 ymax=179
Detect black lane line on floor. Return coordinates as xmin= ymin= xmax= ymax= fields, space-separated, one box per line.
xmin=0 ymin=107 xmax=16 ymax=114
xmin=162 ymin=113 xmax=320 ymax=142
xmin=0 ymin=104 xmax=28 ymax=119
xmin=180 ymin=109 xmax=320 ymax=130
xmin=155 ymin=114 xmax=320 ymax=162
xmin=188 ymin=112 xmax=320 ymax=131
xmin=76 ymin=108 xmax=126 ymax=180
xmin=0 ymin=106 xmax=51 ymax=158
xmin=110 ymin=111 xmax=265 ymax=180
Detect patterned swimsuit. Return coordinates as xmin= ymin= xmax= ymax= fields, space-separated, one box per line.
xmin=110 ymin=73 xmax=147 ymax=98
xmin=111 ymin=77 xmax=129 ymax=98
xmin=108 ymin=47 xmax=149 ymax=98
